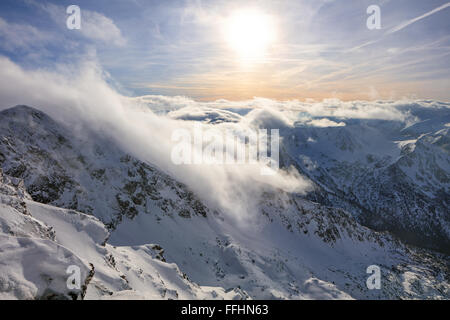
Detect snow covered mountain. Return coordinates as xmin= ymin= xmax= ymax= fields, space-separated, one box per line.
xmin=275 ymin=101 xmax=450 ymax=254
xmin=162 ymin=99 xmax=450 ymax=253
xmin=0 ymin=104 xmax=449 ymax=300
xmin=0 ymin=167 xmax=240 ymax=300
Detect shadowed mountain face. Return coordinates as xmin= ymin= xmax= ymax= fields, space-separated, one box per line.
xmin=275 ymin=103 xmax=450 ymax=254
xmin=152 ymin=99 xmax=450 ymax=254
xmin=0 ymin=104 xmax=449 ymax=299
xmin=0 ymin=105 xmax=211 ymax=227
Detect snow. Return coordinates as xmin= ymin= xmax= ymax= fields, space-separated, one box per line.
xmin=0 ymin=234 xmax=90 ymax=300
xmin=0 ymin=104 xmax=449 ymax=300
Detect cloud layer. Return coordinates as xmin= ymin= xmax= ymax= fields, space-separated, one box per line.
xmin=1 ymin=56 xmax=447 ymax=223
xmin=0 ymin=56 xmax=309 ymax=223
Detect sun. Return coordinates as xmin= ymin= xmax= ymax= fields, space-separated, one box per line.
xmin=224 ymin=9 xmax=276 ymax=61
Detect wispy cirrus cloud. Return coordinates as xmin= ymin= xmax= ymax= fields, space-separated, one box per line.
xmin=0 ymin=17 xmax=53 ymax=51
xmin=386 ymin=2 xmax=450 ymax=35
xmin=0 ymin=0 xmax=448 ymax=101
xmin=351 ymin=2 xmax=450 ymax=51
xmin=34 ymin=1 xmax=127 ymax=47
xmin=78 ymin=10 xmax=127 ymax=47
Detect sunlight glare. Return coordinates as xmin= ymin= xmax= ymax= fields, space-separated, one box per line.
xmin=224 ymin=9 xmax=276 ymax=61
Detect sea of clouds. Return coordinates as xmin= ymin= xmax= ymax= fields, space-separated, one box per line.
xmin=0 ymin=56 xmax=443 ymax=223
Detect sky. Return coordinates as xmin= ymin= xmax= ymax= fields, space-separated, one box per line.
xmin=0 ymin=0 xmax=449 ymax=101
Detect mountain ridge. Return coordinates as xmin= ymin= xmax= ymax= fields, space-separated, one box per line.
xmin=0 ymin=104 xmax=449 ymax=299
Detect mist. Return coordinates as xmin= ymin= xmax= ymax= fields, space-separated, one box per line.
xmin=0 ymin=56 xmax=311 ymax=224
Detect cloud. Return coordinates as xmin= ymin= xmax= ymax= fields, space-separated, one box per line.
xmin=0 ymin=56 xmax=309 ymax=224
xmin=386 ymin=2 xmax=450 ymax=35
xmin=79 ymin=10 xmax=127 ymax=47
xmin=130 ymin=95 xmax=203 ymax=114
xmin=351 ymin=2 xmax=450 ymax=51
xmin=168 ymin=106 xmax=243 ymax=123
xmin=307 ymin=118 xmax=346 ymax=127
xmin=0 ymin=55 xmax=445 ymax=223
xmin=0 ymin=17 xmax=53 ymax=52
xmin=37 ymin=2 xmax=126 ymax=47
xmin=296 ymin=99 xmax=413 ymax=121
xmin=150 ymin=96 xmax=413 ymax=122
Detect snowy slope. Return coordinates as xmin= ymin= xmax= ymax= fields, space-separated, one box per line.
xmin=0 ymin=168 xmax=243 ymax=300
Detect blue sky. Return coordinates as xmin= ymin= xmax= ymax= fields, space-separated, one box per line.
xmin=0 ymin=0 xmax=449 ymax=101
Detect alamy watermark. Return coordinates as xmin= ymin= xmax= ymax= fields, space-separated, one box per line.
xmin=171 ymin=126 xmax=280 ymax=176
xmin=367 ymin=5 xmax=381 ymax=30
xmin=366 ymin=265 xmax=381 ymax=289
xmin=66 ymin=265 xmax=81 ymax=290
xmin=66 ymin=5 xmax=81 ymax=30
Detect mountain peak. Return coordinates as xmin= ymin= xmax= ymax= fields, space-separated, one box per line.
xmin=0 ymin=105 xmax=56 ymax=123
xmin=0 ymin=105 xmax=61 ymax=133
xmin=2 ymin=104 xmax=42 ymax=114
